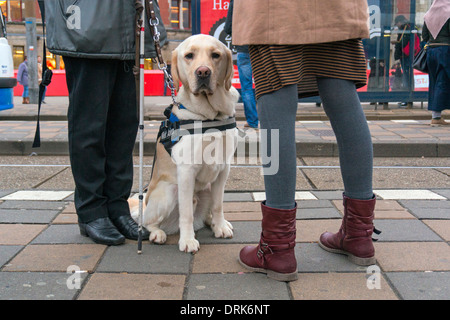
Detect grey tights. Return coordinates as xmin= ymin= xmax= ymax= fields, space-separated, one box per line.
xmin=258 ymin=78 xmax=373 ymax=210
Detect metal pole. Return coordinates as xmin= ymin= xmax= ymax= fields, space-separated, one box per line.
xmin=137 ymin=0 xmax=146 ymax=254
xmin=24 ymin=1 xmax=38 ymax=104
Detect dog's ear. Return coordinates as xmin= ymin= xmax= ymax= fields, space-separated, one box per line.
xmin=224 ymin=48 xmax=234 ymax=91
xmin=171 ymin=49 xmax=180 ymax=91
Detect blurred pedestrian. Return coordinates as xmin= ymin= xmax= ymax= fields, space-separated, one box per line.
xmin=17 ymin=56 xmax=29 ymax=104
xmin=422 ymin=0 xmax=450 ymax=126
xmin=233 ymin=0 xmax=376 ymax=281
xmin=393 ymin=15 xmax=420 ymax=108
xmin=44 ymin=0 xmax=167 ymax=245
xmin=224 ymin=0 xmax=258 ymax=129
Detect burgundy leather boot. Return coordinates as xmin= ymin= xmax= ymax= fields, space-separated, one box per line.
xmin=319 ymin=194 xmax=377 ymax=266
xmin=239 ymin=202 xmax=298 ymax=282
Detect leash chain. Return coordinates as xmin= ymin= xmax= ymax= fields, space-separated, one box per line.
xmin=147 ymin=0 xmax=177 ymax=106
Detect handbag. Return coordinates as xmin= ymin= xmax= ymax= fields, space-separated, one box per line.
xmin=413 ymin=44 xmax=428 ymax=73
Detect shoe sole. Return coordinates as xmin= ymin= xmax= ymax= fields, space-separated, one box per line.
xmin=79 ymin=225 xmax=125 ymax=246
xmin=238 ymin=258 xmax=298 ymax=282
xmin=318 ymin=240 xmax=376 ymax=266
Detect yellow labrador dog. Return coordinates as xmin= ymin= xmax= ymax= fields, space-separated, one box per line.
xmin=129 ymin=34 xmax=239 ymax=253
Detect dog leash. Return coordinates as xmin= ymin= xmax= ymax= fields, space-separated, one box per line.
xmin=147 ymin=0 xmax=177 ymax=106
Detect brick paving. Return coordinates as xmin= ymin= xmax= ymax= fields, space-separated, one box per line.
xmin=0 ymin=188 xmax=449 ymax=300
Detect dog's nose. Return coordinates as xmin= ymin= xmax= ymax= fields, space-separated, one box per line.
xmin=196 ymin=66 xmax=211 ymax=79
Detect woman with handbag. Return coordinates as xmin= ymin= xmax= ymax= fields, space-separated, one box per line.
xmin=393 ymin=15 xmax=421 ymax=108
xmin=422 ymin=0 xmax=450 ymax=126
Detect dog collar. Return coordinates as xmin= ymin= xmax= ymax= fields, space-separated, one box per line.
xmin=158 ymin=104 xmax=236 ymax=156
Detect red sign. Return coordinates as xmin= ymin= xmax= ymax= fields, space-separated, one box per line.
xmin=200 ymin=0 xmax=232 ymax=51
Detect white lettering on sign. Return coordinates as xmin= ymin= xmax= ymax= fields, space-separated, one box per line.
xmin=212 ymin=0 xmax=229 ymax=10
xmin=414 ymin=74 xmax=429 ymax=89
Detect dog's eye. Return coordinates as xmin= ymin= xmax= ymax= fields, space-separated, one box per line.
xmin=212 ymin=53 xmax=220 ymax=59
xmin=185 ymin=53 xmax=194 ymax=60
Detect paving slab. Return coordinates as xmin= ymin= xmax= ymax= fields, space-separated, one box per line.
xmin=432 ymin=189 xmax=450 ymax=199
xmin=399 ymin=200 xmax=450 ymax=219
xmin=0 ymin=245 xmax=23 ymax=268
xmin=296 ymin=243 xmax=367 ymax=273
xmin=225 ymin=211 xmax=261 ymax=221
xmin=0 ymin=200 xmax=67 ymax=210
xmin=3 ymin=244 xmax=106 ymax=272
xmin=196 ymin=221 xmax=261 ymax=244
xmin=296 ymin=219 xmax=341 ymax=243
xmin=422 ymin=220 xmax=450 ymax=241
xmin=0 ymin=190 xmax=73 ymax=201
xmin=0 ymin=190 xmax=16 ymax=198
xmin=0 ymin=271 xmax=88 ymax=300
xmin=371 ymin=219 xmax=442 ymax=242
xmin=290 ymin=273 xmax=398 ymax=300
xmin=78 ymin=273 xmax=186 ymax=300
xmin=223 ymin=192 xmax=253 ymax=202
xmin=374 ymin=242 xmax=450 ymax=272
xmin=96 ymin=243 xmax=191 ymax=274
xmin=192 ymin=244 xmax=248 ymax=274
xmin=296 ymin=207 xmax=342 ymax=219
xmin=0 ymin=209 xmax=60 ymax=224
xmin=385 ymin=272 xmax=450 ymax=300
xmin=31 ymin=224 xmax=92 ymax=244
xmin=52 ymin=213 xmax=78 ymax=224
xmin=186 ymin=273 xmax=291 ymax=300
xmin=310 ymin=190 xmax=343 ymax=200
xmin=298 ymin=199 xmax=335 ymax=208
xmin=333 ymin=199 xmax=416 ymax=219
xmin=375 ymin=189 xmax=447 ymax=200
xmin=0 ymin=224 xmax=47 ymax=245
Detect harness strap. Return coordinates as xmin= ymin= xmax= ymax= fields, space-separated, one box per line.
xmin=158 ymin=104 xmax=236 ymax=156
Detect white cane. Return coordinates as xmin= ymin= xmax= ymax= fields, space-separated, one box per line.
xmin=137 ymin=0 xmax=146 ymax=254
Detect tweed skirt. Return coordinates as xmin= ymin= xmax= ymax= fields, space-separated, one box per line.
xmin=248 ymin=39 xmax=368 ymax=100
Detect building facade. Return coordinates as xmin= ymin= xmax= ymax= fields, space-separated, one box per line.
xmin=1 ymin=0 xmax=436 ymax=101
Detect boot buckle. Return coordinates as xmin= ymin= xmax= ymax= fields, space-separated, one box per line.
xmin=257 ymin=242 xmax=273 ymax=259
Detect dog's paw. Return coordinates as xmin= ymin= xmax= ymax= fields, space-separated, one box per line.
xmin=212 ymin=220 xmax=233 ymax=239
xmin=179 ymin=238 xmax=200 ymax=253
xmin=149 ymin=229 xmax=167 ymax=244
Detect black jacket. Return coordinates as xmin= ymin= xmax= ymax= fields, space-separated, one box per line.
xmin=45 ymin=0 xmax=167 ymax=60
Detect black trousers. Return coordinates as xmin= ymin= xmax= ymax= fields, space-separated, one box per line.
xmin=64 ymin=57 xmax=138 ymax=223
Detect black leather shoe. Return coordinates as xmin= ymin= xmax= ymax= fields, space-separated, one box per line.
xmin=79 ymin=217 xmax=125 ymax=245
xmin=111 ymin=215 xmax=150 ymax=240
